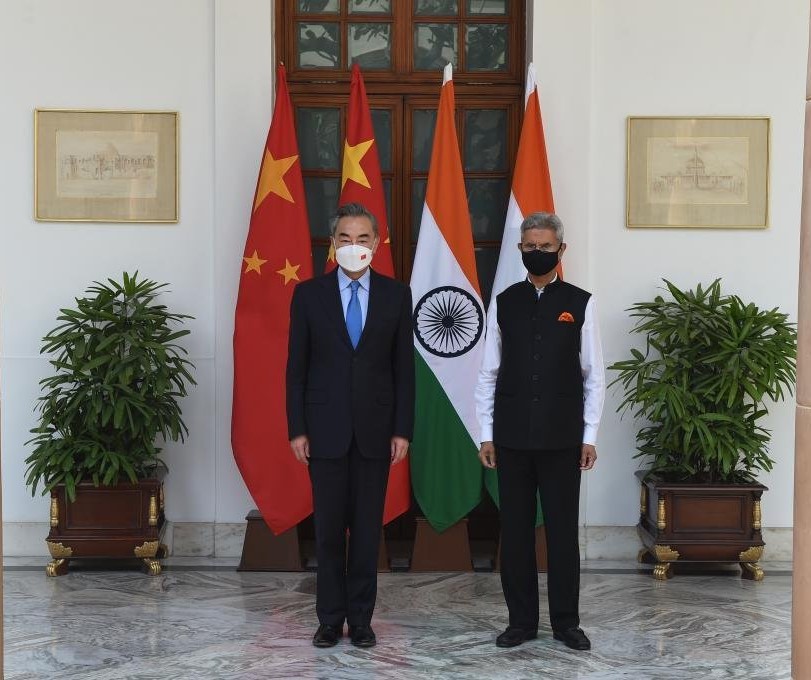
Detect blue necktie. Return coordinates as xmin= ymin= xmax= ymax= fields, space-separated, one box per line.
xmin=346 ymin=280 xmax=362 ymax=349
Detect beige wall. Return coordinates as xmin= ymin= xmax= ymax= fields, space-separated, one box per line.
xmin=792 ymin=11 xmax=811 ymax=672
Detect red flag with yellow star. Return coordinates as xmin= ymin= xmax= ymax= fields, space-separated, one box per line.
xmin=327 ymin=63 xmax=395 ymax=277
xmin=327 ymin=64 xmax=409 ymax=525
xmin=232 ymin=65 xmax=314 ymax=535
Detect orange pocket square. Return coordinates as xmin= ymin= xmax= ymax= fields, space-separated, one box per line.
xmin=558 ymin=312 xmax=575 ymax=323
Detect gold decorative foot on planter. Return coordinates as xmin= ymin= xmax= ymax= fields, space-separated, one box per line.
xmin=651 ymin=545 xmax=679 ymax=581
xmin=142 ymin=558 xmax=162 ymax=576
xmin=652 ymin=562 xmax=672 ymax=580
xmin=135 ymin=540 xmax=162 ymax=576
xmin=740 ymin=562 xmax=764 ymax=581
xmin=739 ymin=546 xmax=765 ymax=581
xmin=46 ymin=558 xmax=70 ymax=577
xmin=45 ymin=541 xmax=73 ymax=577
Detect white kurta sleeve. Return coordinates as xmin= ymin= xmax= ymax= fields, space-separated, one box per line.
xmin=581 ymin=296 xmax=606 ymax=445
xmin=475 ymin=297 xmax=502 ymax=444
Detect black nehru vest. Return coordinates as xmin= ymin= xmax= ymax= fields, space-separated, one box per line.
xmin=493 ymin=278 xmax=591 ymax=451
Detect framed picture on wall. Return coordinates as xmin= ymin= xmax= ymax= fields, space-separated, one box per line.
xmin=626 ymin=116 xmax=769 ymax=228
xmin=34 ymin=109 xmax=179 ymax=222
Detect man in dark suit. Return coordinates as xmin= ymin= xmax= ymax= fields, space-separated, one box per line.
xmin=286 ymin=202 xmax=415 ymax=649
xmin=475 ymin=212 xmax=605 ymax=651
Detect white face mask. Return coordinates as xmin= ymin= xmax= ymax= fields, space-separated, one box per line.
xmin=334 ymin=243 xmax=374 ymax=272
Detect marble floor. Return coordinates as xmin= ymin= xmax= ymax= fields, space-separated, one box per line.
xmin=4 ymin=559 xmax=793 ymax=679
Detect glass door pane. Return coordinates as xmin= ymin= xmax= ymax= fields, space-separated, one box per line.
xmin=411 ymin=109 xmax=437 ymax=172
xmin=463 ymin=109 xmax=507 ymax=171
xmin=297 ymin=23 xmax=341 ymax=68
xmin=349 ymin=0 xmax=392 ymax=13
xmin=303 ymin=178 xmax=341 ymax=237
xmin=370 ymin=109 xmax=392 ymax=171
xmin=414 ymin=24 xmax=458 ymax=69
xmin=466 ymin=178 xmax=508 ymax=240
xmin=466 ymin=0 xmax=506 ymax=15
xmin=296 ymin=108 xmax=341 ymax=170
xmin=415 ymin=0 xmax=459 ymax=15
xmin=298 ymin=0 xmax=339 ymax=12
xmin=349 ymin=23 xmax=392 ymax=69
xmin=411 ymin=178 xmax=428 ymax=241
xmin=475 ymin=247 xmax=499 ymax=307
xmin=465 ymin=24 xmax=508 ymax=71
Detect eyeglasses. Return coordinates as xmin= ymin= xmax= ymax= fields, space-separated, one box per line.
xmin=519 ymin=243 xmax=561 ymax=253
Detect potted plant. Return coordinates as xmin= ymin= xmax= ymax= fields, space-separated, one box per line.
xmin=25 ymin=272 xmax=195 ymax=576
xmin=609 ymin=279 xmax=796 ymax=580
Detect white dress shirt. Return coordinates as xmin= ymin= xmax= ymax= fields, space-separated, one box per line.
xmin=474 ymin=276 xmax=606 ymax=446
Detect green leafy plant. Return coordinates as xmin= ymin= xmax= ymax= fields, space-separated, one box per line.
xmin=609 ymin=279 xmax=796 ymax=483
xmin=25 ymin=272 xmax=196 ymax=501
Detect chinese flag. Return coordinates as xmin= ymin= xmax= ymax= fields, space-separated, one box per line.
xmin=326 ymin=63 xmax=394 ymax=274
xmin=232 ymin=65 xmax=314 ymax=535
xmin=329 ymin=63 xmax=410 ymax=525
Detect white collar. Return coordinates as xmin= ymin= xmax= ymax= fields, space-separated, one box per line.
xmin=527 ymin=273 xmax=558 ymax=293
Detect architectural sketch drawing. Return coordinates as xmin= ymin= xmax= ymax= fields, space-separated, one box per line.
xmin=647 ymin=136 xmax=748 ymax=205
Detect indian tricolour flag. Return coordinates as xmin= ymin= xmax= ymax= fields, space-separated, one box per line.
xmin=410 ymin=64 xmax=485 ymax=533
xmin=484 ymin=62 xmax=556 ymax=513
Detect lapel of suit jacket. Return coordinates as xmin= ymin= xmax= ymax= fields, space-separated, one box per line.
xmin=317 ymin=269 xmax=353 ymax=350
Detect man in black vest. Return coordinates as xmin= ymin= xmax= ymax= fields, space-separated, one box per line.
xmin=287 ymin=203 xmax=415 ymax=649
xmin=475 ymin=211 xmax=605 ymax=650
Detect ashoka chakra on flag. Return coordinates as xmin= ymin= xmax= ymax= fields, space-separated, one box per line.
xmin=413 ymin=286 xmax=483 ymax=358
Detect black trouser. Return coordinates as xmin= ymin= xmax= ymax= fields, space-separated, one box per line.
xmin=308 ymin=438 xmax=390 ymax=628
xmin=496 ymin=446 xmax=582 ymax=632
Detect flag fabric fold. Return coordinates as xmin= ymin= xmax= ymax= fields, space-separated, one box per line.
xmin=330 ymin=63 xmax=409 ymax=524
xmin=409 ymin=64 xmax=485 ymax=533
xmin=232 ymin=65 xmax=314 ymax=535
xmin=484 ymin=63 xmax=556 ymax=514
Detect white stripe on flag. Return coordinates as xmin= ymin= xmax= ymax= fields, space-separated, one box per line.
xmin=489 ymin=191 xmax=526 ymax=315
xmin=411 ymin=204 xmax=485 ymax=447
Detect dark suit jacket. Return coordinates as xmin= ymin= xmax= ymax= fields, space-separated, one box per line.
xmin=286 ymin=268 xmax=415 ymax=459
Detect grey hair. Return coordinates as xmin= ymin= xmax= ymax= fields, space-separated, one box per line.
xmin=329 ymin=202 xmax=379 ymax=237
xmin=520 ymin=212 xmax=564 ymax=243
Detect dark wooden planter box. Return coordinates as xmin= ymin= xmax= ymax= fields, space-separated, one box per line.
xmin=636 ymin=470 xmax=766 ymax=581
xmin=45 ymin=475 xmax=167 ymax=577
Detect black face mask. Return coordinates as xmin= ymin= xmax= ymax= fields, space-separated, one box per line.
xmin=522 ymin=249 xmax=559 ymax=276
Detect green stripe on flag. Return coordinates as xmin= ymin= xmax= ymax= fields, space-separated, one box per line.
xmin=410 ymin=350 xmax=483 ymax=533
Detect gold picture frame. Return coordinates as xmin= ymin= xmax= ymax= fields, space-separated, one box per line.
xmin=35 ymin=109 xmax=179 ymax=222
xmin=626 ymin=116 xmax=769 ymax=229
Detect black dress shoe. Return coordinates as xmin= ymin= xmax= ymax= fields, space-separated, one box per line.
xmin=496 ymin=626 xmax=538 ymax=648
xmin=553 ymin=627 xmax=591 ymax=650
xmin=348 ymin=624 xmax=376 ymax=648
xmin=313 ymin=624 xmax=342 ymax=648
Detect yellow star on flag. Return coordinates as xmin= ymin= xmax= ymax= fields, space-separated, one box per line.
xmin=326 ymin=243 xmax=336 ymax=263
xmin=254 ymin=150 xmax=298 ymax=210
xmin=341 ymin=138 xmax=374 ymax=190
xmin=243 ymin=250 xmax=267 ymax=275
xmin=276 ymin=258 xmax=301 ymax=285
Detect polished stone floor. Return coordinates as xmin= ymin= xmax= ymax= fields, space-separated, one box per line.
xmin=4 ymin=559 xmax=792 ymax=679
